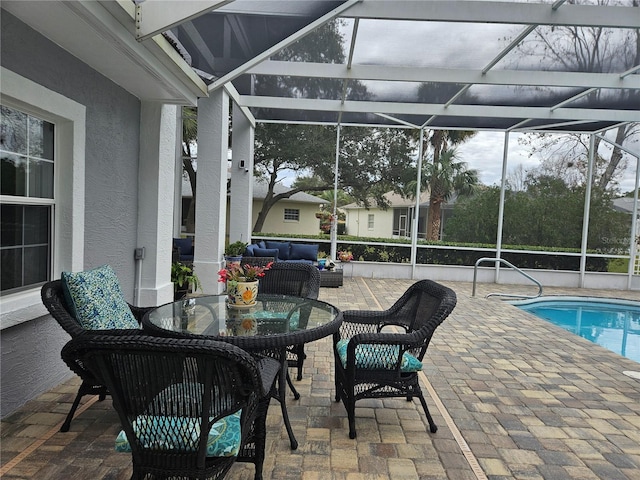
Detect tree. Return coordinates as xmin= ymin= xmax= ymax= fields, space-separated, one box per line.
xmin=445 ymin=174 xmax=630 ymax=253
xmin=181 ymin=106 xmax=197 ymax=232
xmin=252 ymin=124 xmax=416 ymax=232
xmin=514 ymin=0 xmax=639 ymax=192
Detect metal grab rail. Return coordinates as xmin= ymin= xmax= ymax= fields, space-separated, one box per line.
xmin=472 ymin=257 xmax=543 ymax=299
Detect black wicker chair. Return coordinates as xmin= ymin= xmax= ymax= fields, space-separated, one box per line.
xmin=256 ymin=262 xmax=321 ymax=383
xmin=41 ymin=279 xmax=151 ymax=432
xmin=333 ymin=280 xmax=457 ymax=439
xmin=62 ymin=333 xmax=278 ymax=480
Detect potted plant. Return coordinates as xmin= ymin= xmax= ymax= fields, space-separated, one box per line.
xmin=171 ymin=261 xmax=201 ymax=300
xmin=218 ymin=262 xmax=273 ymax=307
xmin=224 ymin=241 xmax=249 ymax=266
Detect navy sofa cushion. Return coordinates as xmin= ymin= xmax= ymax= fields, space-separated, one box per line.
xmin=289 ymin=243 xmax=318 ymax=261
xmin=245 ymin=244 xmax=258 ymax=256
xmin=265 ymin=241 xmax=291 ymax=261
xmin=253 ymin=247 xmax=279 ymax=259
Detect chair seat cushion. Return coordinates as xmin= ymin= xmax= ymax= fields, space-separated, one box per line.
xmin=115 ymin=410 xmax=242 ymax=457
xmin=336 ymin=339 xmax=423 ymax=372
xmin=61 ymin=264 xmax=138 ymax=330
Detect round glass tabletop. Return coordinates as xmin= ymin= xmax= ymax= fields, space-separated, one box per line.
xmin=143 ymin=294 xmax=342 ymax=349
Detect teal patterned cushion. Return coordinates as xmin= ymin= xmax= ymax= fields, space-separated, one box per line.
xmin=115 ymin=411 xmax=242 ymax=457
xmin=61 ymin=264 xmax=138 ymax=330
xmin=336 ymin=339 xmax=423 ymax=372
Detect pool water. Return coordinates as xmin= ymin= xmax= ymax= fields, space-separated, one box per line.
xmin=512 ymin=297 xmax=640 ymax=363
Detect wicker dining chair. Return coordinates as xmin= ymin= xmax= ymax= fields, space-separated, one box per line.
xmin=333 ymin=279 xmax=457 ymax=439
xmin=62 ymin=333 xmax=278 ymax=480
xmin=41 ymin=279 xmax=151 ymax=432
xmin=256 ymin=262 xmax=321 ymax=383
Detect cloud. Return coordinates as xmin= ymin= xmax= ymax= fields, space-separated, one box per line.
xmin=455 ymin=131 xmax=535 ymax=186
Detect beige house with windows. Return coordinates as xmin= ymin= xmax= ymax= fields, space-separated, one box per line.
xmin=343 ymin=191 xmax=432 ymax=239
xmin=182 ymin=178 xmax=326 ymax=236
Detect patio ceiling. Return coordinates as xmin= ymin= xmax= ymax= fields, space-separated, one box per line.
xmin=151 ymin=0 xmax=639 ymax=134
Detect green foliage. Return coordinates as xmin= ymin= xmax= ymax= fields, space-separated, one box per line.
xmin=607 ymin=258 xmax=629 ymax=273
xmin=225 ymin=241 xmax=248 ymax=256
xmin=171 ymin=262 xmax=201 ymax=292
xmin=444 ymin=178 xmax=630 ymax=254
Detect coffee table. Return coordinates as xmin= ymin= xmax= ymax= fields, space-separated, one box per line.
xmin=143 ymin=294 xmax=342 ymax=450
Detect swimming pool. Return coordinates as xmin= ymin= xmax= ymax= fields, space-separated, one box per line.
xmin=512 ymin=297 xmax=640 ymax=363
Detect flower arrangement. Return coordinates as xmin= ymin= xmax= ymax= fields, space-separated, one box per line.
xmin=338 ymin=250 xmax=353 ymax=262
xmin=218 ymin=262 xmax=273 ymax=284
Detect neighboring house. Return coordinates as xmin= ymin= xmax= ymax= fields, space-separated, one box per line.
xmin=181 ymin=177 xmax=327 ymax=236
xmin=343 ymin=192 xmax=431 ymax=239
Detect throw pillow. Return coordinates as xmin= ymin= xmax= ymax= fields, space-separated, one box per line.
xmin=289 ymin=243 xmax=319 ymax=261
xmin=245 ymin=244 xmax=258 ymax=256
xmin=61 ymin=264 xmax=138 ymax=330
xmin=115 ymin=410 xmax=242 ymax=457
xmin=264 ymin=241 xmax=291 ymax=261
xmin=336 ymin=339 xmax=423 ymax=372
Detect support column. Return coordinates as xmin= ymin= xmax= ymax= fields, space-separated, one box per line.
xmin=136 ymin=102 xmax=177 ymax=307
xmin=229 ymin=102 xmax=254 ymax=244
xmin=194 ymin=90 xmax=229 ymax=294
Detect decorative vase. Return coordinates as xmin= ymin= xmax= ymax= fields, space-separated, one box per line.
xmin=225 ymin=255 xmax=242 ymax=269
xmin=227 ymin=280 xmax=258 ymax=307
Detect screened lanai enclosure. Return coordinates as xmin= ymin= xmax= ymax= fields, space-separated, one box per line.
xmin=141 ymin=0 xmax=640 ymax=290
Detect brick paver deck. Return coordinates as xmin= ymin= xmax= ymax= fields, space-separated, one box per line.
xmin=2 ymin=278 xmax=639 ymax=479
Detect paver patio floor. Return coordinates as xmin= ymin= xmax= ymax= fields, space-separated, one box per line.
xmin=2 ymin=277 xmax=639 ymax=479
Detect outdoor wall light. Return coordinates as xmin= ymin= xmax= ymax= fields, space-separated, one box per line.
xmin=238 ymin=160 xmax=249 ymax=173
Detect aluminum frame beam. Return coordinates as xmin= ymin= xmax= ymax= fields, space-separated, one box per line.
xmin=239 ymin=96 xmax=640 ymax=124
xmin=343 ymin=1 xmax=640 ymax=29
xmin=246 ymin=61 xmax=640 ymax=90
xmin=135 ymin=0 xmax=233 ymax=41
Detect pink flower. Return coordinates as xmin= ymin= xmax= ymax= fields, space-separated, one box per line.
xmin=218 ymin=262 xmax=273 ymax=283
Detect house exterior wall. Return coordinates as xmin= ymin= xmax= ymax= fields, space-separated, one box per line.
xmin=344 ymin=207 xmax=394 ymax=238
xmin=1 ymin=11 xmax=142 ymax=417
xmin=251 ymin=200 xmax=321 ymax=236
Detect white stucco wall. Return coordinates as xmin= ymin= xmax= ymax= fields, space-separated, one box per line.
xmin=1 ymin=10 xmax=143 ymax=417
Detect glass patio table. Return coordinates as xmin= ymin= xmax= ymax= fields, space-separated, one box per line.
xmin=143 ymin=294 xmax=342 ymax=450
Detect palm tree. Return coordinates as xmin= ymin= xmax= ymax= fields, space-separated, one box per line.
xmin=406 ymin=148 xmax=479 ymax=240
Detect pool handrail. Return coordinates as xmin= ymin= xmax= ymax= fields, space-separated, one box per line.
xmin=472 ymin=257 xmax=543 ymax=299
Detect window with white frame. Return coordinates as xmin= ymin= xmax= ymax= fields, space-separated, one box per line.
xmin=368 ymin=213 xmax=374 ymax=230
xmin=284 ymin=208 xmax=300 ymax=222
xmin=1 ymin=67 xmax=85 ymax=329
xmin=1 ymin=105 xmax=54 ymax=293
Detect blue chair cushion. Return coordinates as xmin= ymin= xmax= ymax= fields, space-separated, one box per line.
xmin=289 ymin=243 xmax=319 ymax=261
xmin=173 ymin=238 xmax=193 ymax=256
xmin=61 ymin=264 xmax=139 ymax=330
xmin=336 ymin=339 xmax=423 ymax=372
xmin=115 ymin=410 xmax=242 ymax=457
xmin=258 ymin=240 xmax=266 ymax=249
xmin=253 ymin=247 xmax=279 ymax=259
xmin=264 ymin=241 xmax=291 ymax=260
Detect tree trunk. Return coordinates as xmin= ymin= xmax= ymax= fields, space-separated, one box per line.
xmin=597 ymin=125 xmax=628 ymax=190
xmin=427 ymin=199 xmax=442 ymax=241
